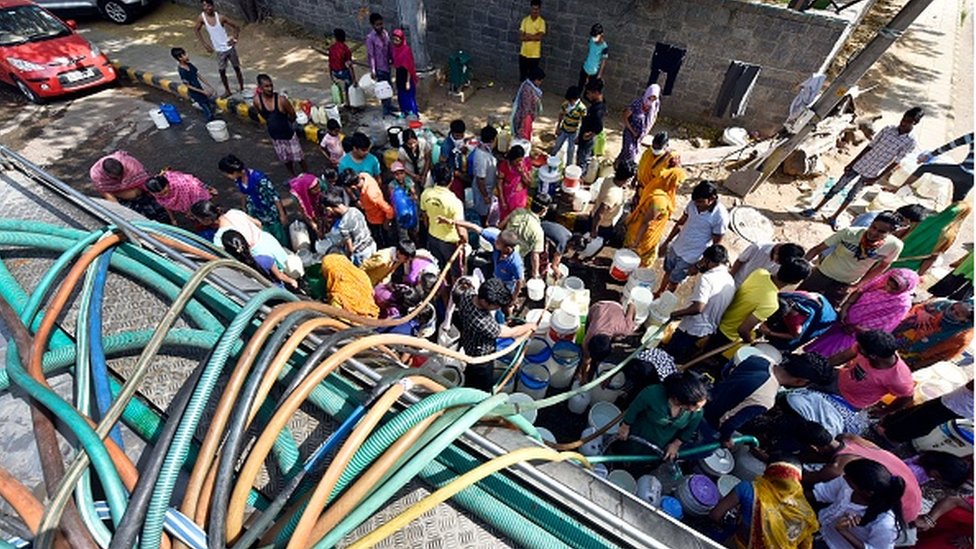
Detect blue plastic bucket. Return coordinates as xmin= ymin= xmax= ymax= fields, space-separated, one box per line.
xmin=517 ymin=363 xmax=550 ymax=400
xmin=661 ymin=496 xmax=683 ymax=519
xmin=524 ymin=337 xmax=552 ymax=364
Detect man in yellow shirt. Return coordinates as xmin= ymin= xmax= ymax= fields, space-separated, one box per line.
xmin=519 ymin=0 xmax=546 ymax=83
xmin=421 ymin=163 xmax=467 ymax=278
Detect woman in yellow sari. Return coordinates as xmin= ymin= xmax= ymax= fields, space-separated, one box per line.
xmin=710 ymin=460 xmax=819 ymax=549
xmin=625 ymin=158 xmax=685 ymax=266
xmin=636 ymin=132 xmax=674 ymax=191
xmin=321 ymin=254 xmax=380 ymax=317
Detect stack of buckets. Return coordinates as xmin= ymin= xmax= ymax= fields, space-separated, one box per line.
xmin=562 ymin=165 xmax=583 ymax=193
xmin=546 ymin=275 xmax=589 ymax=346
xmin=610 ymin=249 xmax=640 ymax=282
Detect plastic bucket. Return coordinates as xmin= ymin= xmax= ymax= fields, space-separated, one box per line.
xmin=508 ymin=392 xmax=537 ymax=424
xmin=289 ymin=220 xmax=311 ymax=251
xmin=732 ymin=445 xmax=767 ymax=481
xmin=388 ymin=126 xmax=404 ymax=148
xmin=572 ymin=189 xmax=592 ymax=212
xmin=149 ymin=108 xmax=170 ymax=129
xmin=545 ymin=285 xmax=568 ymax=311
xmin=524 ymin=337 xmax=552 ymax=364
xmin=160 ymin=103 xmax=182 ymax=124
xmin=206 ymin=120 xmax=230 ymax=142
xmin=348 ymin=85 xmax=366 ymax=108
xmin=567 ymin=380 xmax=591 ymax=414
xmin=548 ymin=308 xmax=580 ymax=343
xmin=323 ymin=103 xmax=340 ymax=123
xmin=536 ymin=427 xmax=556 ymax=444
xmin=357 ymin=73 xmax=375 ymax=93
xmin=610 ymin=249 xmax=640 ymax=281
xmin=647 ymin=291 xmax=679 ymax=324
xmin=545 ymin=263 xmax=569 ymax=286
xmin=493 ymin=367 xmax=515 ymax=394
xmin=913 ymin=420 xmax=975 ymax=457
xmin=587 ymin=401 xmax=621 ymax=435
xmin=304 ymin=262 xmax=325 ymax=300
xmin=660 ymin=496 xmax=683 ymax=519
xmin=734 ymin=346 xmax=763 ymax=366
xmin=624 ymin=268 xmax=657 ymax=294
xmin=626 ymin=286 xmax=654 ymax=325
xmin=527 ymin=278 xmax=546 ymax=301
xmin=548 ymin=341 xmax=581 ymax=389
xmin=439 ymin=364 xmax=464 ymax=386
xmin=753 ymin=343 xmax=783 ymax=365
xmin=517 ymin=363 xmax=550 ymax=400
xmin=677 ymin=475 xmax=720 ymax=516
xmin=608 ymin=470 xmax=638 ymax=494
xmin=716 ymin=475 xmax=741 ymax=497
xmin=636 ymin=475 xmax=663 ymax=506
xmin=564 ymin=164 xmax=582 ymax=189
xmin=563 ymin=276 xmax=585 ymax=298
xmin=591 ymin=362 xmax=626 ymax=404
xmin=579 ymin=427 xmax=603 ymax=456
xmin=697 ymin=448 xmax=736 ymax=477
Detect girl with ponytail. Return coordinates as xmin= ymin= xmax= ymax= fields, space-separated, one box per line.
xmin=813 ymin=459 xmax=905 ymax=549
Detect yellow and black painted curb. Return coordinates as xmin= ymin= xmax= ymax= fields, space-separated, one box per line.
xmin=113 ymin=60 xmax=326 ymax=145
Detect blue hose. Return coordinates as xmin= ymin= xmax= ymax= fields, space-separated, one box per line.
xmin=90 ymin=249 xmax=124 ymax=449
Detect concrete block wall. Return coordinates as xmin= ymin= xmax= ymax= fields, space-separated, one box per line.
xmin=196 ymin=0 xmax=860 ymax=133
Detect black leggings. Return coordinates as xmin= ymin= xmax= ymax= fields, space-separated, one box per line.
xmin=518 ymin=55 xmax=541 ymax=84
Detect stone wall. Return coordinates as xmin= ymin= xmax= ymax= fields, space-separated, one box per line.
xmin=201 ymin=0 xmax=865 ymax=133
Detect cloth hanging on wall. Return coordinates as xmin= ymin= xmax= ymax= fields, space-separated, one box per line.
xmin=713 ymin=60 xmax=762 ymax=118
xmin=648 ymin=42 xmax=686 ymax=96
xmin=787 ymin=72 xmax=827 ymax=123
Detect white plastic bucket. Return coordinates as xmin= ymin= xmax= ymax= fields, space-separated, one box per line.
xmin=698 ymin=448 xmax=736 ymax=477
xmin=625 ymin=286 xmax=654 ymax=325
xmin=289 ymin=220 xmax=311 ymax=251
xmin=610 ymin=249 xmax=640 ymax=282
xmin=608 ymin=470 xmax=638 ymax=494
xmin=732 ymin=445 xmax=767 ymax=481
xmin=572 ymin=190 xmax=592 ymax=212
xmin=624 ymin=268 xmax=657 ymax=295
xmin=590 ymin=362 xmax=626 ymax=404
xmin=913 ymin=420 xmax=974 ymax=457
xmin=206 ymin=120 xmax=230 ymax=142
xmin=716 ymin=475 xmax=741 ymax=497
xmin=149 ymin=108 xmax=170 ymax=129
xmin=563 ymin=275 xmax=585 ymax=294
xmin=548 ymin=341 xmax=581 ymax=389
xmin=323 ymin=102 xmax=341 ymax=123
xmin=579 ymin=427 xmax=603 ymax=456
xmin=545 ymin=263 xmax=569 ymax=286
xmin=563 ymin=164 xmax=582 ymax=190
xmin=548 ymin=308 xmax=580 ymax=343
xmin=357 ymin=73 xmax=375 ymax=93
xmin=588 ymin=401 xmax=621 ymax=435
xmin=527 ymin=278 xmax=546 ymax=301
xmin=536 ymin=427 xmax=556 ymax=444
xmin=511 ymin=138 xmax=532 ymax=156
xmin=647 ymin=291 xmax=679 ymax=324
xmin=583 ymin=160 xmax=600 ymax=184
xmin=753 ymin=343 xmax=783 ymax=365
xmin=545 ymin=286 xmax=568 ymax=311
xmin=913 ymin=361 xmax=969 ymax=402
xmin=517 ymin=363 xmax=551 ymax=400
xmin=567 ymin=380 xmax=591 ymax=414
xmin=546 ymin=155 xmax=561 ymax=169
xmin=493 ymin=367 xmax=515 ymax=394
xmin=734 ymin=345 xmax=763 ymax=366
xmin=508 ymin=392 xmax=537 ymax=424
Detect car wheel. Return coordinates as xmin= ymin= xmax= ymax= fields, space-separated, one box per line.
xmin=100 ymin=0 xmax=133 ymax=24
xmin=14 ymin=78 xmax=42 ymax=104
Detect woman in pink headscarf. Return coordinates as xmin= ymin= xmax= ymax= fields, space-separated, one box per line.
xmin=615 ymin=84 xmax=661 ymax=168
xmin=145 ymin=170 xmax=216 ymax=223
xmin=806 ymin=268 xmax=920 ymax=358
xmin=391 ymin=29 xmax=419 ymax=117
xmin=289 ymin=173 xmax=328 ymax=237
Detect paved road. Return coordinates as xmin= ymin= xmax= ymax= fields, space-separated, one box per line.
xmin=0 ymin=79 xmax=332 ymax=217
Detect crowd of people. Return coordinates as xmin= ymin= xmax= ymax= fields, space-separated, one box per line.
xmin=91 ymin=0 xmax=976 ymax=547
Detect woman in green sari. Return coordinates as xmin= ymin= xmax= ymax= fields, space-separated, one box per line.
xmin=891 ymin=202 xmax=971 ymax=275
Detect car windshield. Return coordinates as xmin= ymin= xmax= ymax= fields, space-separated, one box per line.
xmin=0 ymin=5 xmax=69 ymax=47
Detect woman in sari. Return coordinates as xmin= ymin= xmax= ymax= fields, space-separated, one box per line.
xmin=218 ymin=155 xmax=288 ymax=245
xmin=892 ymin=298 xmax=974 ymax=370
xmin=391 ymin=29 xmax=419 ymax=117
xmin=805 ymin=269 xmax=919 ymax=358
xmin=496 ymin=145 xmax=532 ymax=221
xmin=625 ymin=157 xmax=684 ymax=267
xmin=321 ymin=253 xmax=380 ymax=317
xmin=891 ymin=202 xmax=971 ymax=275
xmin=615 ymin=84 xmax=661 ymax=169
xmin=635 ymin=132 xmax=673 ymax=193
xmin=710 ymin=459 xmax=818 ymax=549
xmin=397 ymin=129 xmax=431 ymax=186
xmin=289 ymin=173 xmax=328 ymax=238
xmin=511 ymin=67 xmax=545 ymax=140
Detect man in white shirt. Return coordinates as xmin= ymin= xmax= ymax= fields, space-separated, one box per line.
xmin=656 ymin=181 xmax=729 ymax=296
xmin=730 ymin=241 xmax=805 ymax=287
xmin=662 ymin=244 xmax=736 ymax=363
xmin=587 ymin=162 xmax=631 ymax=241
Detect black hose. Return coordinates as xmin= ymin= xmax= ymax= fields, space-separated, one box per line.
xmin=108 ymin=348 xmax=213 ymax=549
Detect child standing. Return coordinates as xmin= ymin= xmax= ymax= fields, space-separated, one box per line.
xmin=578 ymin=23 xmax=608 ymax=91
xmin=171 ymin=47 xmax=217 ymax=121
xmin=319 ymin=119 xmax=344 ymax=169
xmin=327 ymin=28 xmax=355 ymax=107
xmin=550 ymin=86 xmax=586 ymax=165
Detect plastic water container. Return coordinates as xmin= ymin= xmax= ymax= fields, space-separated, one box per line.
xmin=647 ymin=291 xmax=679 ymax=324
xmin=697 ymin=448 xmax=735 ymax=477
xmin=913 ymin=420 xmax=974 ymax=457
xmin=563 ymin=275 xmax=585 ymax=295
xmin=545 ymin=263 xmax=569 ymax=286
xmin=330 ymin=82 xmax=343 ymax=105
xmin=717 ymin=475 xmax=741 ymax=497
xmin=572 ymin=189 xmax=592 ymax=212
xmin=357 ymin=73 xmax=375 ymax=94
xmin=548 ymin=341 xmax=581 ymax=389
xmin=536 ymin=427 xmax=556 ymax=444
xmin=517 ymin=363 xmax=551 ymax=400
xmin=636 ymin=475 xmax=663 ymax=506
xmin=548 ymin=308 xmax=580 ymax=343
xmin=563 ymin=164 xmax=582 ymax=191
xmin=206 ymin=120 xmax=230 ymax=142
xmin=493 ymin=367 xmax=515 ymax=394
xmin=538 ymin=166 xmax=563 ymax=196
xmin=624 ymin=268 xmax=657 ymax=295
xmin=610 ymin=249 xmax=640 ymax=281
xmin=387 ymin=126 xmax=404 ymax=148
xmin=348 ymin=85 xmax=366 ymax=108
xmin=524 ymin=337 xmax=552 ymax=365
xmin=567 ymin=380 xmax=591 ymax=414
xmin=590 ymin=362 xmax=626 ymax=404
xmin=734 ymin=346 xmax=764 ymax=366
xmin=527 ymin=278 xmax=546 ymax=301
xmin=545 ymin=286 xmax=568 ymax=311
xmin=677 ymin=475 xmax=720 ymax=516
xmin=732 ymin=445 xmax=767 ymax=481
xmin=160 ymin=103 xmax=182 ymax=124
xmin=913 ymin=361 xmax=969 ymax=402
xmin=608 ymin=470 xmax=638 ymax=494
xmin=324 ymin=103 xmax=341 ymax=123
xmin=753 ymin=343 xmax=783 ymax=365
xmin=497 ymin=131 xmax=512 ymax=153
xmin=588 ymin=401 xmax=621 ymax=435
xmin=583 ymin=160 xmax=600 ymax=183
xmin=660 ymin=496 xmax=683 ymax=519
xmin=624 ymin=286 xmax=654 ymax=325
xmin=507 ymin=392 xmax=537 ymax=424
xmin=511 ymin=138 xmax=532 ymax=156
xmin=579 ymin=427 xmax=603 ymax=456
xmin=289 ymin=220 xmax=311 ymax=251
xmin=148 ymin=108 xmax=170 ymax=129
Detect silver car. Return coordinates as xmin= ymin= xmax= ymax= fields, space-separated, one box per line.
xmin=33 ymin=0 xmax=153 ymax=24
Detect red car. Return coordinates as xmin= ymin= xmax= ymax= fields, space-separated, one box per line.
xmin=0 ymin=0 xmax=116 ymax=102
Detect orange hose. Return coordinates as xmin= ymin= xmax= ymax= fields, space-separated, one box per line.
xmin=0 ymin=464 xmax=44 ymax=533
